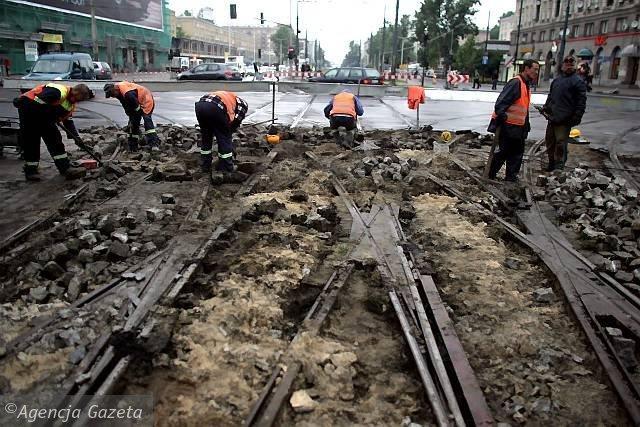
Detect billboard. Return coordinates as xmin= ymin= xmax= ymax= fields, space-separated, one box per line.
xmin=9 ymin=0 xmax=163 ymax=31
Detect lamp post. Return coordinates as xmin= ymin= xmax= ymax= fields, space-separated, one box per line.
xmin=557 ymin=0 xmax=572 ymax=73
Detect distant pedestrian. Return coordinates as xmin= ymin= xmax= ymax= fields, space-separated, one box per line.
xmin=491 ymin=71 xmax=498 ymax=90
xmin=578 ymin=62 xmax=593 ymax=92
xmin=541 ymin=56 xmax=587 ymax=171
xmin=473 ymin=69 xmax=481 ymax=89
xmin=487 ymin=59 xmax=540 ymax=182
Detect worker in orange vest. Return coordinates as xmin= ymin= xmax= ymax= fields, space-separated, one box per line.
xmin=104 ymin=82 xmax=160 ymax=152
xmin=487 ymin=59 xmax=540 ymax=182
xmin=194 ymin=90 xmax=249 ymax=179
xmin=13 ymin=83 xmax=94 ymax=181
xmin=323 ymin=90 xmax=364 ymax=148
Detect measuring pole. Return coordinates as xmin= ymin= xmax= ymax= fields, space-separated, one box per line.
xmin=271 ymin=81 xmax=276 ymax=124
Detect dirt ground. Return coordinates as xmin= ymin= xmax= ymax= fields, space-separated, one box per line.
xmin=0 ymin=127 xmax=632 ymax=426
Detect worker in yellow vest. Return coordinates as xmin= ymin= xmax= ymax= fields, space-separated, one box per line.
xmin=14 ymin=83 xmax=94 ymax=181
xmin=323 ymin=90 xmax=364 ymax=148
xmin=487 ymin=59 xmax=540 ymax=182
xmin=104 ymin=82 xmax=160 ymax=152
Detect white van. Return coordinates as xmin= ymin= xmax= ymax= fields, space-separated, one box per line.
xmin=225 ymin=56 xmax=247 ymax=76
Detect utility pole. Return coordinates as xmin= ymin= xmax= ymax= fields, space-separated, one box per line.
xmin=359 ymin=39 xmax=362 ymax=67
xmin=390 ymin=0 xmax=400 ymax=79
xmin=557 ymin=0 xmax=572 ymax=73
xmin=446 ymin=29 xmax=454 ymax=89
xmin=421 ymin=32 xmax=428 ymax=87
xmin=295 ymin=1 xmax=299 ymax=71
xmin=380 ymin=4 xmax=386 ymax=72
xmin=314 ymin=39 xmax=318 ymax=70
xmin=514 ymin=0 xmax=524 ymax=70
xmin=90 ymin=0 xmax=98 ymax=58
xmin=305 ymin=30 xmax=308 ymax=61
xmin=369 ymin=32 xmax=373 ymax=68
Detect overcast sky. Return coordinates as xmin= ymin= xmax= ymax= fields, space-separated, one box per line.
xmin=167 ymin=0 xmax=515 ymax=65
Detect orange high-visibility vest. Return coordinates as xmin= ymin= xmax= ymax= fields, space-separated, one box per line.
xmin=22 ymin=83 xmax=75 ymax=120
xmin=116 ymin=81 xmax=154 ymax=115
xmin=210 ymin=91 xmax=237 ymax=123
xmin=330 ymin=92 xmax=357 ymax=118
xmin=491 ymin=75 xmax=530 ymax=126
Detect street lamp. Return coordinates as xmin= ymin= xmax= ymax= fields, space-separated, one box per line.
xmin=557 ymin=0 xmax=572 ymax=73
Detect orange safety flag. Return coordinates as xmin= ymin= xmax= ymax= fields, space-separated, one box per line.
xmin=407 ymin=86 xmax=425 ymax=110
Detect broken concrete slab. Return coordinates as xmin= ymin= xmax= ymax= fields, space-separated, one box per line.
xmin=41 ymin=261 xmax=66 ymax=280
xmin=290 ymin=390 xmax=317 ymax=413
xmin=533 ymin=288 xmax=555 ymax=303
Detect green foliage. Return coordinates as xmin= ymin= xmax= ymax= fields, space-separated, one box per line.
xmin=500 ymin=11 xmax=515 ymax=19
xmin=175 ymin=26 xmax=186 ymax=39
xmin=360 ymin=14 xmax=415 ymax=70
xmin=342 ymin=41 xmax=361 ymax=67
xmin=453 ymin=35 xmax=481 ymax=73
xmin=414 ymin=0 xmax=480 ymax=67
xmin=490 ymin=24 xmax=499 ymax=40
xmin=270 ymin=25 xmax=295 ymax=63
xmin=182 ymin=10 xmax=191 ymax=17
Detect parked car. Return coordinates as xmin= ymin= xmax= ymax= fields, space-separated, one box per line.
xmin=93 ymin=61 xmax=112 ymax=80
xmin=177 ymin=63 xmax=242 ymax=81
xmin=308 ymin=67 xmax=383 ymax=84
xmin=22 ymin=52 xmax=95 ymax=81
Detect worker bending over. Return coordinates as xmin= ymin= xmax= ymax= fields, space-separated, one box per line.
xmin=194 ymin=90 xmax=248 ymax=175
xmin=324 ymin=90 xmax=364 ymax=148
xmin=14 ymin=83 xmax=93 ymax=181
xmin=104 ymin=82 xmax=160 ymax=152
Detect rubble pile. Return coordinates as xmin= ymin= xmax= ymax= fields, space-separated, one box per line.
xmin=351 ymin=154 xmax=416 ymax=183
xmin=543 ymin=168 xmax=640 ymax=284
xmin=6 ymin=207 xmax=172 ymax=305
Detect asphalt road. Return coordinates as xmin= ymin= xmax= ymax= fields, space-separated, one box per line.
xmin=1 ymin=88 xmax=638 ymax=154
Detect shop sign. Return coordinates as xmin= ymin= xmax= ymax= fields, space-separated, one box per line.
xmin=41 ymin=33 xmax=63 ymax=44
xmin=24 ymin=41 xmax=38 ymax=62
xmin=595 ymin=36 xmax=608 ymax=46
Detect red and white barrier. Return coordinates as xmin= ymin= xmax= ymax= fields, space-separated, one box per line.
xmin=447 ymin=72 xmax=470 ymax=85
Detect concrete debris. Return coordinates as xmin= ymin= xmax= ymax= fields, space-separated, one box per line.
xmin=533 ymin=287 xmax=555 ymax=303
xmin=146 ymin=208 xmax=166 ymax=222
xmin=69 ymin=346 xmax=87 ymax=364
xmin=108 ymin=241 xmax=130 ymax=260
xmin=41 ymin=261 xmax=65 ymax=280
xmin=353 ymin=155 xmax=414 ymax=182
xmin=290 ymin=390 xmax=317 ymax=413
xmin=111 ymin=232 xmax=129 ymax=244
xmin=545 ymin=168 xmax=640 ymax=284
xmin=605 ymin=327 xmax=623 ymax=337
xmin=29 ymin=286 xmax=49 ymax=303
xmin=612 ymin=337 xmax=638 ymax=370
xmin=161 ymin=193 xmax=176 ymax=204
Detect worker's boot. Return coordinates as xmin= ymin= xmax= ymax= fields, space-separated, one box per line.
xmin=24 ymin=165 xmax=42 ymax=182
xmin=344 ymin=129 xmax=355 ymax=148
xmin=146 ymin=135 xmax=161 ymax=153
xmin=60 ymin=165 xmax=87 ymax=180
xmin=128 ymin=137 xmax=139 ymax=153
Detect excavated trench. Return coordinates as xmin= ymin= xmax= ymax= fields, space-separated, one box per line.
xmin=0 ymin=125 xmax=632 ymax=426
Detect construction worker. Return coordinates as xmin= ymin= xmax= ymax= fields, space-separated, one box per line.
xmin=103 ymin=82 xmax=160 ymax=152
xmin=541 ymin=56 xmax=588 ymax=171
xmin=487 ymin=59 xmax=540 ymax=182
xmin=194 ymin=90 xmax=248 ymax=175
xmin=323 ymin=90 xmax=364 ymax=148
xmin=13 ymin=83 xmax=93 ymax=181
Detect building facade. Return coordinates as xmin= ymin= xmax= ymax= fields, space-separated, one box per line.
xmin=175 ymin=16 xmax=277 ymax=64
xmin=0 ymin=0 xmax=172 ymax=74
xmin=500 ymin=14 xmax=517 ymax=41
xmin=511 ymin=0 xmax=640 ymax=86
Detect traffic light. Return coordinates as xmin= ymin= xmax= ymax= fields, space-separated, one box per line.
xmin=287 ymin=47 xmax=295 ymax=60
xmin=260 ymin=12 xmax=265 ymax=25
xmin=230 ymin=4 xmax=237 ymax=19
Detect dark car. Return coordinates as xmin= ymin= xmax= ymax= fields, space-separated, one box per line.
xmin=22 ymin=52 xmax=95 ymax=81
xmin=177 ymin=63 xmax=242 ymax=81
xmin=93 ymin=61 xmax=112 ymax=80
xmin=309 ymin=67 xmax=383 ymax=84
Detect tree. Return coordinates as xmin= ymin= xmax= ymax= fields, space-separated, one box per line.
xmin=365 ymin=14 xmax=415 ymax=70
xmin=270 ymin=25 xmax=295 ymax=64
xmin=176 ymin=26 xmax=186 ymax=39
xmin=490 ymin=24 xmax=499 ymax=40
xmin=341 ymin=41 xmax=361 ymax=67
xmin=414 ymin=0 xmax=479 ymax=68
xmin=182 ymin=10 xmax=192 ymax=17
xmin=454 ymin=35 xmax=481 ymax=73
